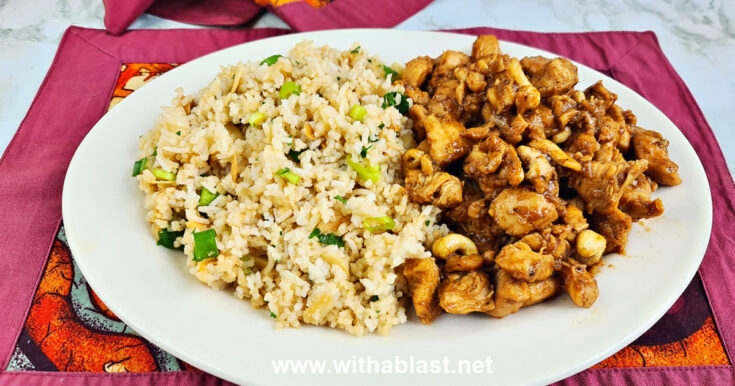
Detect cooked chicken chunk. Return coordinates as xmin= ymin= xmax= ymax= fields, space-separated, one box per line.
xmin=619 ymin=174 xmax=664 ymax=220
xmin=428 ymin=78 xmax=463 ymax=119
xmin=632 ymin=127 xmax=682 ymax=186
xmin=403 ymin=257 xmax=442 ymax=324
xmin=561 ymin=262 xmax=599 ymax=308
xmin=463 ymin=134 xmax=506 ymax=178
xmin=438 ymin=271 xmax=495 ymax=314
xmin=524 ymin=276 xmax=562 ymax=306
xmin=445 ymin=253 xmax=485 ymax=273
xmin=496 ymin=240 xmax=555 ymax=282
xmin=590 ymin=208 xmax=632 ymax=254
xmin=569 ymin=159 xmax=647 ymax=214
xmin=489 ymin=188 xmax=558 ymax=236
xmin=475 ymin=144 xmax=525 ymax=199
xmin=405 ymin=168 xmax=463 ymax=208
xmin=520 ymin=56 xmax=579 ymax=97
xmin=517 ymin=145 xmax=559 ymax=195
xmin=486 ymin=55 xmax=541 ymax=115
xmin=486 ymin=270 xmax=528 ymax=318
xmin=528 ymin=139 xmax=581 ymax=171
xmin=404 ymin=56 xmax=434 ymax=88
xmin=472 ymin=34 xmax=500 ymax=60
xmin=423 ymin=114 xmax=472 ymax=167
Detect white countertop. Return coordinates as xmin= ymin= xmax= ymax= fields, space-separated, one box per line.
xmin=1 ymin=0 xmax=733 ymax=176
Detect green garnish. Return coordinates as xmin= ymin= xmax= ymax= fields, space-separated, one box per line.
xmin=334 ymin=195 xmax=347 ymax=204
xmin=368 ymin=135 xmax=379 ymax=143
xmin=378 ymin=123 xmax=385 ymax=129
xmin=425 ymin=220 xmax=431 ymax=226
xmin=248 ymin=111 xmax=266 ymax=126
xmin=192 ymin=229 xmax=219 ymax=261
xmin=153 ymin=168 xmax=176 ymax=181
xmin=363 ymin=216 xmax=395 ymax=232
xmin=176 ymin=131 xmax=181 ymax=136
xmin=349 ymin=104 xmax=367 ymax=122
xmin=350 ymin=46 xmax=361 ymax=54
xmin=360 ymin=145 xmax=372 ymax=158
xmin=370 ymin=295 xmax=379 ymax=302
xmin=270 ymin=312 xmax=277 ymax=319
xmin=381 ymin=92 xmax=410 ymax=114
xmin=288 ymin=149 xmax=305 ymax=162
xmin=132 ymin=157 xmax=147 ymax=176
xmin=280 ymin=81 xmax=301 ymax=99
xmin=199 ymin=187 xmax=219 ymax=206
xmin=346 ymin=154 xmax=380 ymax=183
xmin=308 ymin=227 xmax=345 ymax=247
xmin=276 ymin=168 xmax=300 ymax=184
xmin=382 ymin=65 xmax=399 ymax=79
xmin=156 ymin=229 xmax=184 ymax=249
xmin=260 ymin=54 xmax=283 ymax=66
xmin=152 ymin=148 xmax=157 ymax=157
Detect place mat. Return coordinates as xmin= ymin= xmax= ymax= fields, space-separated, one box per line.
xmin=103 ymin=0 xmax=433 ymax=35
xmin=0 ymin=26 xmax=733 ymax=385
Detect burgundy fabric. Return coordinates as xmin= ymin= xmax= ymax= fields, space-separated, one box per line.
xmin=146 ymin=0 xmax=263 ymax=26
xmin=0 ymin=26 xmax=733 ymax=385
xmin=102 ymin=0 xmax=155 ymax=35
xmin=270 ymin=0 xmax=433 ymax=31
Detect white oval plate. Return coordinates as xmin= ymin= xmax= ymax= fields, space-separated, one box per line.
xmin=62 ymin=29 xmax=711 ymax=385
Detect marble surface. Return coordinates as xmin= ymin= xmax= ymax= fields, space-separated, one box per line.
xmin=1 ymin=0 xmax=733 ymax=176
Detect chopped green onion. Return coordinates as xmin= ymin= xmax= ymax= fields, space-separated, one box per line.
xmin=368 ymin=135 xmax=379 ymax=143
xmin=176 ymin=131 xmax=181 ymax=136
xmin=334 ymin=195 xmax=347 ymax=204
xmin=153 ymin=168 xmax=176 ymax=181
xmin=248 ymin=111 xmax=266 ymax=127
xmin=193 ymin=229 xmax=219 ymax=261
xmin=241 ymin=256 xmax=251 ymax=262
xmin=199 ymin=187 xmax=219 ymax=206
xmin=156 ymin=229 xmax=184 ymax=249
xmin=260 ymin=54 xmax=283 ymax=66
xmin=152 ymin=148 xmax=157 ymax=157
xmin=370 ymin=295 xmax=379 ymax=302
xmin=280 ymin=81 xmax=301 ymax=99
xmin=349 ymin=104 xmax=367 ymax=122
xmin=276 ymin=168 xmax=300 ymax=184
xmin=350 ymin=46 xmax=361 ymax=54
xmin=425 ymin=220 xmax=431 ymax=226
xmin=243 ymin=267 xmax=252 ymax=275
xmin=308 ymin=227 xmax=345 ymax=247
xmin=288 ymin=149 xmax=305 ymax=162
xmin=270 ymin=312 xmax=277 ymax=319
xmin=346 ymin=154 xmax=380 ymax=183
xmin=132 ymin=157 xmax=147 ymax=176
xmin=378 ymin=123 xmax=385 ymax=129
xmin=360 ymin=145 xmax=372 ymax=158
xmin=382 ymin=92 xmax=410 ymax=114
xmin=383 ymin=65 xmax=399 ymax=79
xmin=363 ymin=216 xmax=395 ymax=232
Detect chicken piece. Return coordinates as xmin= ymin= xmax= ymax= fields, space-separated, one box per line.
xmin=445 ymin=253 xmax=485 ymax=273
xmin=570 ymin=159 xmax=647 ymax=214
xmin=463 ymin=134 xmax=506 ymax=178
xmin=486 ymin=270 xmax=529 ymax=318
xmin=438 ymin=271 xmax=495 ymax=314
xmin=565 ymin=132 xmax=600 ymax=162
xmin=466 ymin=71 xmax=487 ymax=93
xmin=404 ymin=84 xmax=430 ymax=107
xmin=423 ymin=114 xmax=472 ymax=167
xmin=496 ymin=240 xmax=555 ymax=282
xmin=517 ymin=145 xmax=559 ymax=195
xmin=563 ymin=203 xmax=589 ymax=232
xmin=524 ymin=276 xmax=562 ymax=306
xmin=585 ymin=81 xmax=617 ymax=110
xmin=475 ymin=144 xmax=525 ymax=200
xmin=619 ymin=174 xmax=664 ymax=220
xmin=525 ymin=104 xmax=555 ymax=140
xmin=500 ymin=114 xmax=528 ymax=144
xmin=561 ymin=262 xmax=599 ymax=308
xmin=528 ymin=139 xmax=581 ymax=171
xmin=632 ymin=127 xmax=682 ymax=186
xmin=520 ymin=56 xmax=579 ymax=97
xmin=549 ymin=94 xmax=581 ymax=131
xmin=428 ymin=78 xmax=463 ymax=119
xmin=409 ymin=104 xmax=429 ymax=140
xmin=433 ymin=50 xmax=471 ymax=80
xmin=403 ymin=257 xmax=442 ymax=324
xmin=590 ymin=208 xmax=632 ymax=254
xmin=443 ymin=184 xmax=507 ymax=253
xmin=488 ymin=188 xmax=558 ymax=236
xmin=405 ymin=169 xmax=463 ymax=208
xmin=460 ymin=92 xmax=485 ymax=126
xmin=404 ymin=56 xmax=433 ymax=88
xmin=472 ymin=34 xmax=500 ymax=60
xmin=486 ymin=55 xmax=541 ymax=115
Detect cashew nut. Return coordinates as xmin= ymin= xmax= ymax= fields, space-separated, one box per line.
xmin=575 ymin=229 xmax=606 ymax=265
xmin=431 ymin=233 xmax=478 ymax=259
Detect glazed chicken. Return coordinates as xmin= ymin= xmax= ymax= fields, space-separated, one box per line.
xmin=397 ymin=34 xmax=681 ymax=323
